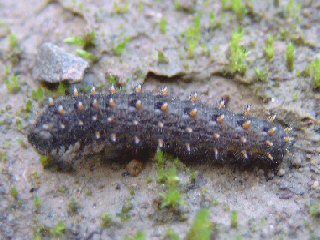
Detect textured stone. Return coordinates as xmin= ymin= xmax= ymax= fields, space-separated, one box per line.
xmin=33 ymin=42 xmax=89 ymax=83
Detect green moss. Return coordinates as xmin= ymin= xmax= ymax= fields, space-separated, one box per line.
xmin=221 ymin=0 xmax=230 ymax=10
xmin=255 ymin=67 xmax=269 ymax=82
xmin=212 ymin=199 xmax=219 ymax=206
xmin=210 ymin=12 xmax=216 ymax=27
xmin=166 ymin=229 xmax=180 ymax=240
xmin=51 ymin=221 xmax=66 ymax=237
xmin=231 ymin=0 xmax=246 ymax=22
xmin=68 ymin=198 xmax=79 ymax=215
xmin=286 ymin=42 xmax=294 ymax=72
xmin=76 ymin=49 xmax=98 ymax=62
xmin=138 ymin=2 xmax=144 ymax=13
xmin=33 ymin=225 xmax=50 ymax=240
xmin=115 ymin=37 xmax=131 ymax=56
xmin=9 ymin=33 xmax=19 ymax=49
xmin=64 ymin=31 xmax=96 ymax=48
xmin=8 ymin=33 xmax=22 ymax=64
xmin=310 ymin=202 xmax=320 ymax=218
xmin=231 ymin=210 xmax=238 ymax=228
xmin=160 ymin=17 xmax=168 ymax=34
xmin=34 ymin=196 xmax=42 ymax=211
xmin=174 ymin=0 xmax=181 ymax=10
xmin=229 ymin=29 xmax=248 ymax=75
xmin=286 ymin=0 xmax=301 ymax=20
xmin=158 ymin=50 xmax=169 ymax=64
xmin=114 ymin=1 xmax=129 ymax=14
xmin=16 ymin=118 xmax=23 ymax=131
xmin=307 ymin=59 xmax=320 ymax=89
xmin=32 ymin=87 xmax=45 ymax=104
xmin=101 ymin=213 xmax=112 ymax=228
xmin=11 ymin=186 xmax=18 ymax=200
xmin=265 ymin=35 xmax=274 ymax=62
xmin=293 ymin=92 xmax=299 ymax=102
xmin=125 ymin=231 xmax=145 ymax=240
xmin=25 ymin=100 xmax=32 ymax=113
xmin=0 ymin=151 xmax=7 ymax=162
xmin=182 ymin=14 xmax=201 ymax=58
xmin=120 ymin=199 xmax=133 ymax=222
xmin=58 ymin=186 xmax=68 ymax=193
xmin=5 ymin=74 xmax=21 ymax=93
xmin=190 ymin=170 xmax=198 ymax=184
xmin=40 ymin=155 xmax=51 ymax=168
xmin=156 ymin=149 xmax=165 ymax=168
xmin=56 ymin=82 xmax=68 ymax=96
xmin=187 ymin=208 xmax=212 ymax=240
xmin=161 ymin=185 xmax=183 ymax=209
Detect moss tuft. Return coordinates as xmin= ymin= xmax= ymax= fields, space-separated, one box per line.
xmin=264 ymin=35 xmax=274 ymax=62
xmin=231 ymin=210 xmax=238 ymax=228
xmin=286 ymin=42 xmax=294 ymax=72
xmin=5 ymin=74 xmax=21 ymax=93
xmin=229 ymin=29 xmax=248 ymax=75
xmin=187 ymin=208 xmax=212 ymax=240
xmin=101 ymin=213 xmax=112 ymax=228
xmin=115 ymin=37 xmax=131 ymax=56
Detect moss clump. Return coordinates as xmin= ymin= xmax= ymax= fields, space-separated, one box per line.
xmin=160 ymin=17 xmax=168 ymax=34
xmin=255 ymin=67 xmax=269 ymax=82
xmin=125 ymin=231 xmax=146 ymax=240
xmin=187 ymin=208 xmax=212 ymax=240
xmin=115 ymin=37 xmax=131 ymax=56
xmin=182 ymin=14 xmax=201 ymax=58
xmin=310 ymin=202 xmax=320 ymax=218
xmin=166 ymin=229 xmax=180 ymax=240
xmin=307 ymin=59 xmax=320 ymax=89
xmin=231 ymin=0 xmax=246 ymax=22
xmin=51 ymin=221 xmax=66 ymax=237
xmin=34 ymin=196 xmax=42 ymax=211
xmin=40 ymin=155 xmax=52 ymax=168
xmin=161 ymin=186 xmax=183 ymax=209
xmin=5 ymin=74 xmax=21 ymax=93
xmin=64 ymin=31 xmax=96 ymax=48
xmin=229 ymin=29 xmax=248 ymax=75
xmin=101 ymin=213 xmax=112 ymax=228
xmin=264 ymin=35 xmax=274 ymax=62
xmin=68 ymin=198 xmax=79 ymax=215
xmin=114 ymin=1 xmax=129 ymax=14
xmin=76 ymin=49 xmax=98 ymax=62
xmin=231 ymin=210 xmax=238 ymax=228
xmin=32 ymin=87 xmax=45 ymax=104
xmin=0 ymin=151 xmax=7 ymax=162
xmin=158 ymin=50 xmax=169 ymax=64
xmin=11 ymin=186 xmax=18 ymax=200
xmin=286 ymin=42 xmax=294 ymax=72
xmin=120 ymin=199 xmax=133 ymax=222
xmin=8 ymin=33 xmax=22 ymax=64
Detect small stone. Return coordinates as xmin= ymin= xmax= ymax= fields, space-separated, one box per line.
xmin=267 ymin=172 xmax=274 ymax=180
xmin=291 ymin=152 xmax=304 ymax=167
xmin=126 ymin=159 xmax=144 ymax=177
xmin=277 ymin=168 xmax=285 ymax=177
xmin=115 ymin=183 xmax=121 ymax=190
xmin=311 ymin=180 xmax=319 ymax=190
xmin=33 ymin=42 xmax=89 ymax=83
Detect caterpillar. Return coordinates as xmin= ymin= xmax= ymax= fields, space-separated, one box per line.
xmin=27 ymin=85 xmax=293 ymax=170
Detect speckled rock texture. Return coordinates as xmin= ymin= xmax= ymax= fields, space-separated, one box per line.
xmin=0 ymin=0 xmax=319 ymax=239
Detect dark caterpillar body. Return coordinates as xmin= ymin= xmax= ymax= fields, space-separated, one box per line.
xmin=28 ymin=87 xmax=293 ymax=169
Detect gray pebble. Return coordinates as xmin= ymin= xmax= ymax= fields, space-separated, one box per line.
xmin=277 ymin=168 xmax=285 ymax=177
xmin=33 ymin=42 xmax=89 ymax=83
